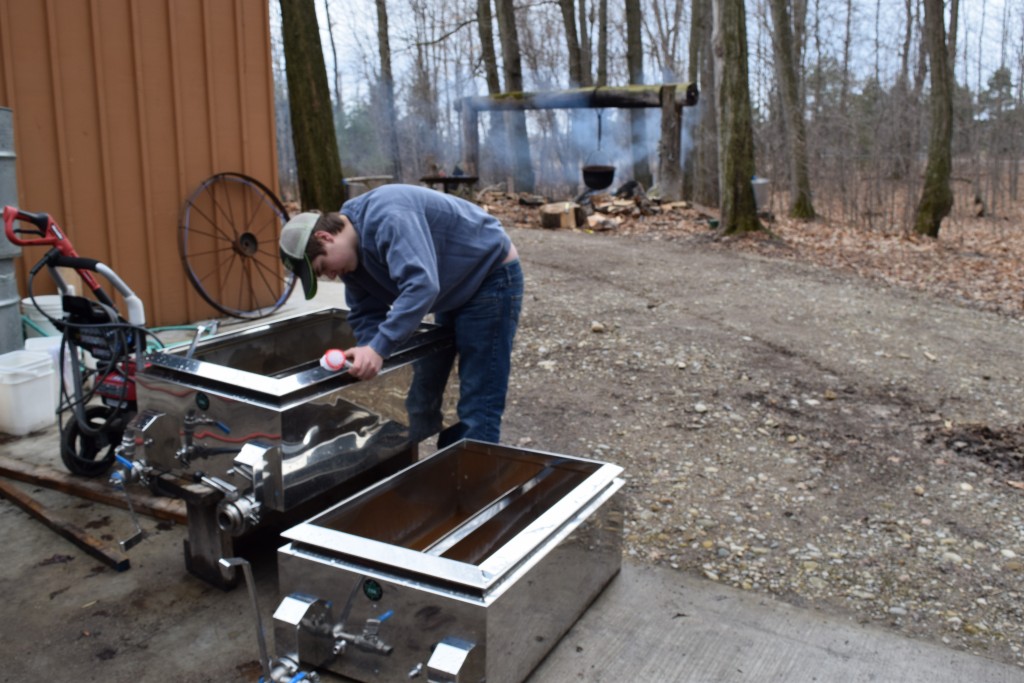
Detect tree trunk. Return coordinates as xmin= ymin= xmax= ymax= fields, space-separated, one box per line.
xmin=375 ymin=0 xmax=403 ymax=181
xmin=625 ymin=0 xmax=652 ymax=188
xmin=914 ymin=0 xmax=955 ymax=237
xmin=596 ymin=0 xmax=608 ymax=86
xmin=476 ymin=0 xmax=507 ymax=182
xmin=478 ymin=0 xmax=502 ymax=95
xmin=767 ymin=0 xmax=814 ymax=219
xmin=280 ymin=0 xmax=343 ymax=211
xmin=840 ymin=0 xmax=852 ymax=110
xmin=683 ymin=0 xmax=717 ymax=206
xmin=322 ymin=0 xmax=342 ymax=121
xmin=682 ymin=0 xmax=698 ymax=201
xmin=712 ymin=0 xmax=760 ymax=234
xmin=557 ymin=0 xmax=585 ymax=87
xmin=495 ymin=0 xmax=535 ymax=192
xmin=557 ymin=0 xmax=588 ymax=189
xmin=578 ymin=0 xmax=593 ymax=86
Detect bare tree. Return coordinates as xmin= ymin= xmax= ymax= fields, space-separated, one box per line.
xmin=375 ymin=0 xmax=403 ymax=180
xmin=578 ymin=0 xmax=593 ymax=86
xmin=280 ymin=0 xmax=343 ymax=211
xmin=477 ymin=0 xmax=508 ymax=180
xmin=477 ymin=0 xmax=502 ymax=94
xmin=323 ymin=0 xmax=343 ymax=119
xmin=596 ymin=0 xmax=608 ymax=86
xmin=914 ymin=0 xmax=957 ymax=237
xmin=683 ymin=0 xmax=718 ymax=207
xmin=557 ymin=0 xmax=586 ymax=87
xmin=646 ymin=0 xmax=686 ymax=80
xmin=495 ymin=0 xmax=535 ymax=191
xmin=712 ymin=0 xmax=760 ymax=234
xmin=625 ymin=0 xmax=653 ymax=188
xmin=839 ymin=0 xmax=852 ymax=109
xmin=767 ymin=0 xmax=814 ymax=219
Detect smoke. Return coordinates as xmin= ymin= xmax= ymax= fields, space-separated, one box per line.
xmin=465 ymin=90 xmax=703 ymax=197
xmin=680 ymin=98 xmax=704 ymax=171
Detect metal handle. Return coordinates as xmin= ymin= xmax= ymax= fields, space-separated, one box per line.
xmin=185 ymin=322 xmax=215 ymax=359
xmin=109 ymin=460 xmax=145 ymax=551
xmin=219 ymin=557 xmax=273 ymax=682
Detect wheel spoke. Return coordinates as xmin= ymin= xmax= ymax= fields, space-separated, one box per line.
xmin=186 ymin=200 xmax=237 ymax=244
xmin=208 ymin=182 xmax=240 ymax=240
xmin=185 ymin=245 xmax=237 ymax=259
xmin=183 ymin=223 xmax=237 ymax=244
xmin=249 ymin=256 xmax=280 ymax=302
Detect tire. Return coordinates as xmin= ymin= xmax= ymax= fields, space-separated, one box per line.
xmin=60 ymin=406 xmax=129 ymax=477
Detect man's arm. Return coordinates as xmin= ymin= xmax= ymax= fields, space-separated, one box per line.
xmin=344 ymin=280 xmax=389 ymax=347
xmin=363 ymin=214 xmax=440 ymax=359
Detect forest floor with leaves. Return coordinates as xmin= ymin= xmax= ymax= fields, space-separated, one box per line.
xmin=488 ymin=189 xmax=1024 ymax=321
xmin=481 ymin=189 xmax=1024 ymax=670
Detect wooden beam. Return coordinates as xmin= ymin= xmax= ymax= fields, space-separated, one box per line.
xmin=460 ymin=105 xmax=479 ymax=177
xmin=0 ymin=455 xmax=186 ymax=524
xmin=458 ymin=83 xmax=699 ymax=112
xmin=0 ymin=477 xmax=130 ymax=571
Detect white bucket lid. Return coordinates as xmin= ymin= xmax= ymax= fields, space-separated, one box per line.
xmin=0 ymin=350 xmax=52 ymax=379
xmin=22 ymin=294 xmax=63 ymax=313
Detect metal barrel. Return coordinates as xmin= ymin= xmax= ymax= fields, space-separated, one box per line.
xmin=0 ymin=107 xmax=23 ymax=354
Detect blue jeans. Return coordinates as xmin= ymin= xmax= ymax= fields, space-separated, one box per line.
xmin=407 ymin=260 xmax=523 ymax=447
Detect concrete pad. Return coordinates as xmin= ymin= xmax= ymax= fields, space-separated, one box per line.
xmin=0 ymin=437 xmax=1019 ymax=683
xmin=528 ymin=563 xmax=1021 ymax=682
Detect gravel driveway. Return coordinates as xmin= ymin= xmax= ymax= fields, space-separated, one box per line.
xmin=501 ymin=225 xmax=1024 ymax=668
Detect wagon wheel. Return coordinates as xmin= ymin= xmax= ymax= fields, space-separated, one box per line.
xmin=179 ymin=172 xmax=296 ymax=319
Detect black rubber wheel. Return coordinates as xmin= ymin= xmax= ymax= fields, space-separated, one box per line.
xmin=60 ymin=405 xmax=128 ymax=478
xmin=179 ymin=172 xmax=296 ymax=319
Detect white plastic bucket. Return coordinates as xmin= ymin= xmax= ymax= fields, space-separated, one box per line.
xmin=21 ymin=294 xmax=63 ymax=338
xmin=0 ymin=349 xmax=56 ymax=435
xmin=25 ymin=336 xmax=73 ymax=409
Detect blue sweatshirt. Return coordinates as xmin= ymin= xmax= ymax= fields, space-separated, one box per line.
xmin=340 ymin=185 xmax=512 ymax=358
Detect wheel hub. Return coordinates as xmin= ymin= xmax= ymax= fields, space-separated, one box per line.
xmin=236 ymin=232 xmax=259 ymax=257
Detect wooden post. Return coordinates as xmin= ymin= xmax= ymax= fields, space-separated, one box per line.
xmin=459 ymin=102 xmax=480 ymax=177
xmin=658 ymin=85 xmax=684 ymax=201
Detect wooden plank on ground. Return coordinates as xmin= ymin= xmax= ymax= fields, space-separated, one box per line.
xmin=0 ymin=477 xmax=130 ymax=571
xmin=0 ymin=455 xmax=186 ymax=524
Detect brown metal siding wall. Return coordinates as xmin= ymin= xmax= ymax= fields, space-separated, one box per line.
xmin=0 ymin=0 xmax=280 ymax=326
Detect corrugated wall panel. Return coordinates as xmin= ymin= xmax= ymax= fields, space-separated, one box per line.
xmin=132 ymin=0 xmax=183 ymax=324
xmin=93 ymin=0 xmax=147 ymax=301
xmin=245 ymin=0 xmax=280 ymax=180
xmin=2 ymin=2 xmax=67 ymax=244
xmin=0 ymin=0 xmax=282 ymax=327
xmin=169 ymin=0 xmax=214 ymax=324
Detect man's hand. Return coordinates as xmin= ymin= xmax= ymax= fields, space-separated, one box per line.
xmin=344 ymin=345 xmax=383 ymax=380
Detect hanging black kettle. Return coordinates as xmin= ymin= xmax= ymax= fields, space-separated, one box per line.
xmin=581 ymin=110 xmax=615 ymax=191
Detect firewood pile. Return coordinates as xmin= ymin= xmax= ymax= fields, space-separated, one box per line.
xmin=477 ymin=184 xmax=714 ymax=237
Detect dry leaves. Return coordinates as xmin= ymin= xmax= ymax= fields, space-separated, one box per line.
xmin=487 ymin=190 xmax=1024 ymax=320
